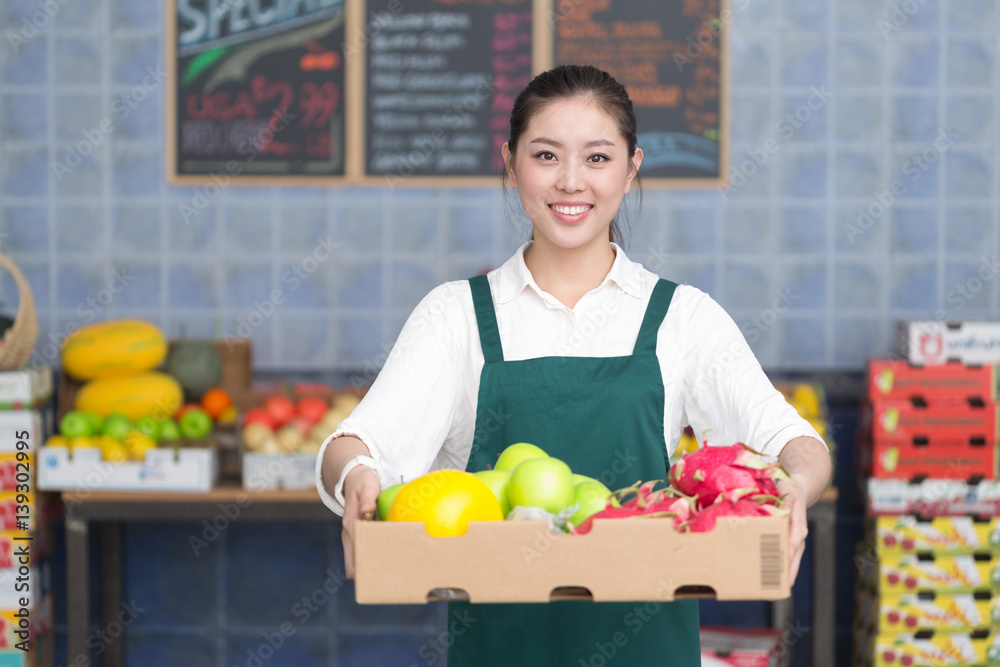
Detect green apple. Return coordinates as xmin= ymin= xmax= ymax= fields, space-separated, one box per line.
xmin=376 ymin=483 xmax=406 ymax=521
xmin=506 ymin=457 xmax=574 ymax=514
xmin=81 ymin=411 xmax=103 ymax=433
xmin=474 ymin=469 xmax=512 ymax=517
xmin=495 ymin=442 xmax=549 ymax=471
xmin=101 ymin=414 xmax=133 ymax=441
xmin=572 ymin=474 xmax=595 ymax=486
xmin=159 ymin=418 xmax=181 ymax=442
xmin=570 ymin=480 xmax=619 ymax=527
xmin=60 ymin=410 xmax=96 ymax=438
xmin=136 ymin=416 xmax=162 ymax=442
xmin=179 ymin=408 xmax=213 ymax=439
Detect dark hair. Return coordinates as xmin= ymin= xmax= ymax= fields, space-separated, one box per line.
xmin=502 ymin=65 xmax=642 ymax=248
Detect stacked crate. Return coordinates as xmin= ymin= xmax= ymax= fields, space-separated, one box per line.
xmin=0 ymin=367 xmax=55 ymax=663
xmin=857 ymin=321 xmax=1000 ymax=666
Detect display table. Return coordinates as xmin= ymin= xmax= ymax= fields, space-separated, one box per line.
xmin=63 ymin=485 xmax=837 ymax=667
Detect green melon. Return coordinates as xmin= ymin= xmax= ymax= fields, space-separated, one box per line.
xmin=167 ymin=342 xmax=222 ymax=399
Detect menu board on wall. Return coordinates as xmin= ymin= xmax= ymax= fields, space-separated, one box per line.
xmin=166 ymin=0 xmax=726 ymax=186
xmin=167 ymin=0 xmax=347 ymax=182
xmin=553 ymin=0 xmax=726 ymax=183
xmin=363 ymin=0 xmax=534 ymax=183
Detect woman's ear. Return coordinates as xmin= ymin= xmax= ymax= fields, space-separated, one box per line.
xmin=624 ymin=147 xmax=643 ymax=194
xmin=502 ymin=142 xmax=518 ymax=188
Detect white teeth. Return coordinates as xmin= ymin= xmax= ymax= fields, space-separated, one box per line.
xmin=551 ymin=205 xmax=590 ymax=215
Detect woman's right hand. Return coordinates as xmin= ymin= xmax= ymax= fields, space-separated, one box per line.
xmin=341 ymin=464 xmax=382 ymax=579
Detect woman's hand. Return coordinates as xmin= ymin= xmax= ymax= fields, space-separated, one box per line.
xmin=341 ymin=465 xmax=381 ymax=579
xmin=777 ymin=477 xmax=809 ymax=585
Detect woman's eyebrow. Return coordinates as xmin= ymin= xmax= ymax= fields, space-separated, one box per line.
xmin=527 ymin=137 xmax=617 ymax=148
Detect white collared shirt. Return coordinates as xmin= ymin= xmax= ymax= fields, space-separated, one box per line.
xmin=316 ymin=242 xmax=824 ymax=515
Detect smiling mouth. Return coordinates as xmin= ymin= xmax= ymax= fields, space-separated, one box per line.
xmin=549 ymin=204 xmax=593 ymax=216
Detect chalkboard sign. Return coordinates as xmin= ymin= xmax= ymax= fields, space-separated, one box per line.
xmin=552 ymin=0 xmax=727 ymax=184
xmin=362 ymin=0 xmax=534 ymax=184
xmin=167 ymin=0 xmax=347 ymax=183
xmin=165 ymin=0 xmax=727 ymax=186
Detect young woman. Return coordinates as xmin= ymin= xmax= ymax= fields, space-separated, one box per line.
xmin=318 ymin=65 xmax=832 ymax=666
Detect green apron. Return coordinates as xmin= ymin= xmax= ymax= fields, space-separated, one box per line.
xmin=447 ymin=274 xmax=701 ymax=667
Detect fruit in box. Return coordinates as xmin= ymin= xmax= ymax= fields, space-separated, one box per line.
xmin=59 ymin=410 xmax=98 ymax=438
xmin=240 ymin=393 xmax=349 ymax=454
xmin=386 ymin=470 xmax=503 ymax=536
xmin=75 ymin=371 xmax=183 ymax=420
xmin=494 ymin=442 xmax=548 ymax=471
xmin=61 ymin=319 xmax=167 ymax=380
xmin=472 ymin=469 xmax=512 ymax=516
xmin=167 ymin=342 xmax=223 ymax=398
xmin=376 ymin=482 xmax=405 ymax=521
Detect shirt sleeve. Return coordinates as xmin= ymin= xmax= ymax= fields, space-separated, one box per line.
xmin=677 ymin=287 xmax=826 ymax=460
xmin=315 ymin=280 xmax=475 ymax=515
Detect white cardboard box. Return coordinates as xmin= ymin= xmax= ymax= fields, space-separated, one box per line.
xmin=898 ymin=320 xmax=1000 ymax=366
xmin=242 ymin=453 xmax=316 ymax=491
xmin=0 ymin=368 xmax=51 ymax=408
xmin=0 ymin=411 xmax=47 ymax=454
xmin=867 ymin=478 xmax=1000 ymax=516
xmin=37 ymin=447 xmax=217 ymax=493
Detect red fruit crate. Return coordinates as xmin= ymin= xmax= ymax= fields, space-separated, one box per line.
xmin=867 ymin=440 xmax=997 ymax=481
xmin=866 ymin=400 xmax=999 ymax=446
xmin=868 ymin=359 xmax=997 ymax=403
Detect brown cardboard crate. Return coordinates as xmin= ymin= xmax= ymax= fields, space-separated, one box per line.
xmin=354 ymin=515 xmax=790 ymax=604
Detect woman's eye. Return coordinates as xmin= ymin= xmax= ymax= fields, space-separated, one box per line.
xmin=588 ymin=154 xmax=609 ymax=164
xmin=534 ymin=151 xmax=556 ymax=161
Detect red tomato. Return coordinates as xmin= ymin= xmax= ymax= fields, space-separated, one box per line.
xmin=243 ymin=407 xmax=275 ymax=430
xmin=264 ymin=395 xmax=296 ymax=428
xmin=296 ymin=396 xmax=329 ymax=424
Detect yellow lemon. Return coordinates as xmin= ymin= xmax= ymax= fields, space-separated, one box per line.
xmin=387 ymin=470 xmax=503 ymax=536
xmin=68 ymin=435 xmax=94 ymax=451
xmin=44 ymin=435 xmax=70 ymax=448
xmin=123 ymin=431 xmax=157 ymax=462
xmin=98 ymin=437 xmax=129 ymax=463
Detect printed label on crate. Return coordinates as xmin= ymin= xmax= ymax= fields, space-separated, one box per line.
xmin=0 ymin=495 xmax=31 ymax=533
xmin=900 ymin=321 xmax=1000 ymax=366
xmin=871 ymin=400 xmax=999 ymax=445
xmin=869 ymin=360 xmax=997 ymax=402
xmin=873 ymin=632 xmax=1000 ymax=666
xmin=0 ymin=456 xmax=31 ymax=495
xmin=877 ymin=554 xmax=1000 ymax=594
xmin=867 ymin=479 xmax=1000 ymax=517
xmin=876 ymin=516 xmax=1000 ymax=554
xmin=877 ymin=593 xmax=1000 ymax=633
xmin=870 ymin=441 xmax=997 ymax=481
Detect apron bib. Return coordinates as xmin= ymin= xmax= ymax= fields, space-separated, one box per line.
xmin=447 ymin=274 xmax=701 ymax=667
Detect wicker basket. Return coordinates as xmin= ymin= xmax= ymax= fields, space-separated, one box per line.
xmin=0 ymin=253 xmax=39 ymax=371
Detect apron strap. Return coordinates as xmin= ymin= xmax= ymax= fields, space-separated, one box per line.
xmin=633 ymin=279 xmax=678 ymax=354
xmin=468 ymin=274 xmax=505 ymax=363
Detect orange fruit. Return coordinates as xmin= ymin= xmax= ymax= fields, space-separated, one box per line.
xmin=387 ymin=470 xmax=503 ymax=536
xmin=201 ymin=388 xmax=233 ymax=419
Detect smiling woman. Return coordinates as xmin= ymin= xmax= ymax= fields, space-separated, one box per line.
xmin=318 ymin=64 xmax=831 ymax=667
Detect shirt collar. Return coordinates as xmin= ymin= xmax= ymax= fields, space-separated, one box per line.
xmin=495 ymin=241 xmax=646 ymax=304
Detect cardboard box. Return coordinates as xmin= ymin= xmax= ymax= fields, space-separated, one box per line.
xmin=0 ymin=411 xmax=48 ymax=454
xmin=878 ymin=592 xmax=1000 ymax=633
xmin=875 ymin=516 xmax=1000 ymax=554
xmin=868 ymin=400 xmax=999 ymax=446
xmin=874 ymin=553 xmax=1000 ymax=595
xmin=899 ymin=320 xmax=1000 ymax=366
xmin=354 ymin=516 xmax=790 ymax=604
xmin=867 ymin=479 xmax=1000 ymax=517
xmin=868 ymin=441 xmax=996 ymax=481
xmin=242 ymin=453 xmax=316 ymax=491
xmin=36 ymin=446 xmax=217 ymax=493
xmin=0 ymin=369 xmax=52 ymax=410
xmin=700 ymin=627 xmax=790 ymax=667
xmin=872 ymin=632 xmax=1000 ymax=666
xmin=868 ymin=360 xmax=997 ymax=403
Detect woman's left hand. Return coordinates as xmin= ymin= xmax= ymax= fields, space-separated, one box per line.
xmin=776 ymin=476 xmax=809 ymax=585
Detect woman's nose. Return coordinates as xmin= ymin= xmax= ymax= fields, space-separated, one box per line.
xmin=556 ymin=161 xmax=585 ymax=193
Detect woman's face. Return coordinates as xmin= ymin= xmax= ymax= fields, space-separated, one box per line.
xmin=503 ymin=97 xmax=642 ymax=252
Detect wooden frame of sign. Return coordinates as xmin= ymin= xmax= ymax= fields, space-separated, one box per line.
xmin=166 ymin=0 xmax=727 ymax=188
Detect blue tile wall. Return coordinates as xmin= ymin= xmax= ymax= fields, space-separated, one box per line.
xmin=3 ymin=1 xmax=999 ymax=665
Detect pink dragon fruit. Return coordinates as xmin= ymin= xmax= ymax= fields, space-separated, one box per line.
xmin=668 ymin=442 xmax=788 ymax=509
xmin=679 ymin=498 xmax=788 ymax=533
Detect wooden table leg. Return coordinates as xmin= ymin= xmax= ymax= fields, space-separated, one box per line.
xmin=101 ymin=522 xmax=124 ymax=667
xmin=66 ymin=516 xmax=90 ymax=665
